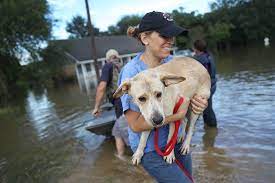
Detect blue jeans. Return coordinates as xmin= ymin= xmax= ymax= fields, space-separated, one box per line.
xmin=141 ymin=143 xmax=192 ymax=183
xmin=203 ymin=94 xmax=217 ymax=127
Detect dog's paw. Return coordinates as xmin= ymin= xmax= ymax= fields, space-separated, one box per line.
xmin=164 ymin=151 xmax=175 ymax=164
xmin=181 ymin=141 xmax=190 ymax=155
xmin=132 ymin=150 xmax=144 ymax=165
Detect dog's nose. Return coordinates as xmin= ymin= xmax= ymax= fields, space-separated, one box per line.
xmin=152 ymin=115 xmax=163 ymax=126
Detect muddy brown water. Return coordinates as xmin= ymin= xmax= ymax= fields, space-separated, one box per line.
xmin=0 ymin=46 xmax=275 ymax=183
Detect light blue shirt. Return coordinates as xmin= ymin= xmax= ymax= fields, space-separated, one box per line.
xmin=118 ymin=52 xmax=173 ymax=153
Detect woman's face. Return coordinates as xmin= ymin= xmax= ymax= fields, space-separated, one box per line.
xmin=145 ymin=31 xmax=174 ymax=59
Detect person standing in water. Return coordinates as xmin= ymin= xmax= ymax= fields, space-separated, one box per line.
xmin=118 ymin=11 xmax=208 ymax=182
xmin=193 ymin=39 xmax=217 ymax=127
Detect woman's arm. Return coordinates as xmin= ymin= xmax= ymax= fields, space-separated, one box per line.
xmin=124 ymin=110 xmax=151 ymax=132
xmin=124 ymin=108 xmax=188 ymax=133
xmin=124 ymin=95 xmax=208 ymax=133
xmin=92 ymin=81 xmax=107 ymax=116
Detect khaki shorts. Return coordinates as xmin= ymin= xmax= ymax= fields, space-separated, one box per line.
xmin=112 ymin=115 xmax=129 ymax=146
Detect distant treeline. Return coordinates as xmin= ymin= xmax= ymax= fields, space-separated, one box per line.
xmin=95 ymin=0 xmax=274 ymax=50
xmin=1 ymin=0 xmax=274 ymax=106
xmin=66 ymin=0 xmax=275 ymax=49
xmin=0 ymin=0 xmax=71 ymax=106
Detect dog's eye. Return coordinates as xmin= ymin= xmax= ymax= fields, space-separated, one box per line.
xmin=156 ymin=92 xmax=162 ymax=98
xmin=138 ymin=96 xmax=146 ymax=102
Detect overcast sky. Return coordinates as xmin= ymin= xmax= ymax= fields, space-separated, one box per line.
xmin=48 ymin=0 xmax=214 ymax=40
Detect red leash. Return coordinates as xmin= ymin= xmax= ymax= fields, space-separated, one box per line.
xmin=154 ymin=97 xmax=183 ymax=156
xmin=154 ymin=97 xmax=194 ymax=183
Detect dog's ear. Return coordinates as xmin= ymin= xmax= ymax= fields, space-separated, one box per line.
xmin=160 ymin=74 xmax=186 ymax=87
xmin=113 ymin=80 xmax=131 ymax=98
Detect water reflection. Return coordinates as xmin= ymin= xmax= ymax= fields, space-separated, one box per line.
xmin=25 ymin=89 xmax=57 ymax=140
xmin=202 ymin=127 xmax=235 ymax=176
xmin=61 ymin=139 xmax=154 ymax=183
xmin=202 ymin=126 xmax=218 ymax=150
xmin=77 ymin=74 xmax=97 ymax=95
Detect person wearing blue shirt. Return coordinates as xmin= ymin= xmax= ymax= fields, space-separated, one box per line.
xmin=118 ymin=11 xmax=208 ymax=182
xmin=193 ymin=39 xmax=217 ymax=127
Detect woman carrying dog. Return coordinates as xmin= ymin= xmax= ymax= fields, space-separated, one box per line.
xmin=118 ymin=11 xmax=208 ymax=182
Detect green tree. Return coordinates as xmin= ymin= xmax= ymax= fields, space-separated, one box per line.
xmin=207 ymin=22 xmax=233 ymax=50
xmin=0 ymin=0 xmax=52 ymax=106
xmin=40 ymin=42 xmax=69 ymax=82
xmin=66 ymin=15 xmax=100 ymax=39
xmin=172 ymin=9 xmax=206 ymax=48
xmin=208 ymin=0 xmax=275 ymax=44
xmin=108 ymin=15 xmax=141 ymax=35
xmin=107 ymin=25 xmax=120 ymax=35
xmin=0 ymin=0 xmax=52 ymax=60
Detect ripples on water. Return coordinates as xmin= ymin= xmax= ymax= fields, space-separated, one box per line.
xmin=0 ymin=46 xmax=275 ymax=183
xmin=191 ymin=47 xmax=275 ymax=182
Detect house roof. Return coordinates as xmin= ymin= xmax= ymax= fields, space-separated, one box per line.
xmin=52 ymin=35 xmax=144 ymax=61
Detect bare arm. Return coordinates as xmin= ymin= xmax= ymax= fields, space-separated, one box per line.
xmin=124 ymin=95 xmax=208 ymax=133
xmin=124 ymin=109 xmax=187 ymax=133
xmin=124 ymin=110 xmax=150 ymax=132
xmin=92 ymin=81 xmax=107 ymax=116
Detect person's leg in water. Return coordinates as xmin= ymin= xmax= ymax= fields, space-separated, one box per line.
xmin=114 ymin=136 xmax=127 ymax=159
xmin=203 ymin=94 xmax=217 ymax=127
xmin=112 ymin=116 xmax=129 ymax=160
xmin=112 ymin=98 xmax=128 ymax=159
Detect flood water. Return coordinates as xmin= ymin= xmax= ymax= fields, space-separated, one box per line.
xmin=0 ymin=45 xmax=275 ymax=183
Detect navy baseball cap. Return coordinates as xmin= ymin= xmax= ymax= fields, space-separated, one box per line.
xmin=138 ymin=11 xmax=188 ymax=37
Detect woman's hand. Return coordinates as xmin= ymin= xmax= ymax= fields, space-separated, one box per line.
xmin=190 ymin=94 xmax=208 ymax=114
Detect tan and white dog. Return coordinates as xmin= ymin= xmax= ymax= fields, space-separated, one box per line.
xmin=113 ymin=57 xmax=211 ymax=165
